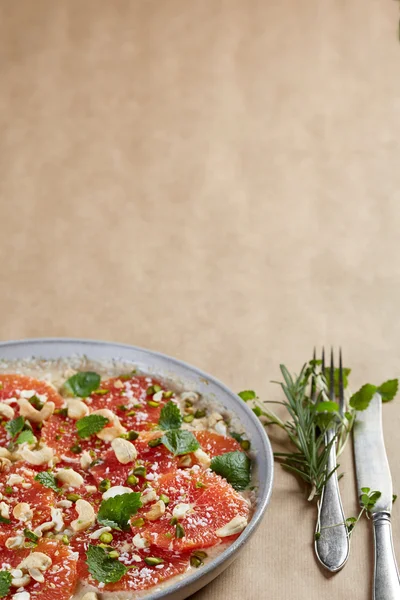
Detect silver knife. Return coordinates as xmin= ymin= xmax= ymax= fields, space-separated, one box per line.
xmin=353 ymin=392 xmax=400 ymax=600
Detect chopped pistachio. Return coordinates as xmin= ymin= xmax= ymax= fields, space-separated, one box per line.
xmin=144 ymin=557 xmax=164 ymax=566
xmin=100 ymin=532 xmax=113 ymax=544
xmin=164 ymin=391 xmax=173 ymax=398
xmin=190 ymin=555 xmax=204 ymax=568
xmin=183 ymin=414 xmax=194 ymax=423
xmin=133 ymin=465 xmax=147 ymax=477
xmin=148 ymin=437 xmax=162 ymax=448
xmin=126 ymin=410 xmax=136 ymax=417
xmin=131 ymin=517 xmax=145 ymax=528
xmin=194 ymin=409 xmax=206 ymax=419
xmin=170 ymin=517 xmax=178 ymax=526
xmin=240 ymin=440 xmax=251 ymax=451
xmin=61 ymin=535 xmax=70 ymax=545
xmin=70 ymin=444 xmax=82 ymax=454
xmin=66 ymin=493 xmax=81 ymax=502
xmin=175 ymin=523 xmax=185 ymax=538
xmin=147 ymin=400 xmax=160 ymax=408
xmin=159 ymin=494 xmax=169 ymax=505
xmin=99 ymin=479 xmax=111 ymax=493
xmin=126 ymin=474 xmax=138 ymax=486
xmin=108 ymin=550 xmax=119 ymax=559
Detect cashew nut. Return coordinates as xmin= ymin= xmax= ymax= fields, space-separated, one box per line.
xmin=214 ymin=421 xmax=227 ymax=436
xmin=51 ymin=506 xmax=64 ymax=532
xmin=172 ymin=503 xmax=192 ymax=520
xmin=113 ymin=380 xmax=124 ymax=389
xmin=80 ymin=450 xmax=92 ymax=470
xmin=111 ymin=437 xmax=137 ymax=464
xmin=0 ymin=457 xmax=12 ymax=472
xmin=215 ymin=515 xmax=248 ymax=537
xmin=145 ymin=499 xmax=165 ymax=521
xmin=0 ymin=501 xmax=10 ymax=519
xmin=193 ymin=448 xmax=211 ymax=468
xmin=5 ymin=535 xmax=25 ymax=549
xmin=18 ymin=551 xmax=52 ymax=572
xmin=102 ymin=485 xmax=133 ymax=500
xmin=13 ymin=502 xmax=33 ymax=522
xmin=57 ymin=499 xmax=73 ymax=509
xmin=28 ymin=567 xmax=45 ymax=583
xmin=11 ymin=574 xmax=31 ymax=588
xmin=19 ymin=398 xmax=55 ymax=423
xmin=66 ymin=398 xmax=89 ymax=420
xmin=91 ymin=409 xmax=126 ymax=441
xmin=89 ymin=526 xmax=112 ymax=540
xmin=71 ymin=499 xmax=96 ymax=532
xmin=180 ymin=391 xmax=200 ymax=403
xmin=140 ymin=487 xmax=157 ymax=505
xmin=13 ymin=591 xmax=31 ymax=600
xmin=20 ymin=446 xmax=54 ymax=466
xmin=81 ymin=593 xmax=99 ymax=600
xmin=0 ymin=402 xmax=15 ymax=419
xmin=177 ymin=455 xmax=192 ymax=468
xmin=7 ymin=474 xmax=24 ymax=486
xmin=55 ymin=468 xmax=84 ymax=488
xmin=0 ymin=448 xmax=12 ymax=459
xmin=132 ymin=533 xmax=149 ymax=549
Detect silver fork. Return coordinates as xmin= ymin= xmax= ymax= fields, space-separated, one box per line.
xmin=314 ymin=348 xmax=350 ymax=572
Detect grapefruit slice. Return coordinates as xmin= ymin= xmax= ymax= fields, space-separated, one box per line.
xmin=88 ymin=375 xmax=171 ymax=432
xmin=0 ymin=374 xmax=64 ymax=447
xmin=72 ymin=529 xmax=189 ymax=593
xmin=41 ymin=415 xmax=108 ymax=461
xmin=0 ymin=464 xmax=56 ymax=547
xmin=133 ymin=468 xmax=250 ymax=551
xmin=0 ymin=539 xmax=78 ymax=600
xmin=89 ymin=431 xmax=179 ymax=488
xmin=194 ymin=430 xmax=242 ymax=457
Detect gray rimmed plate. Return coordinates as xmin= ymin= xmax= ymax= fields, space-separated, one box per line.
xmin=0 ymin=338 xmax=274 ymax=599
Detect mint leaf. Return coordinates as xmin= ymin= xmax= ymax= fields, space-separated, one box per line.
xmin=97 ymin=492 xmax=142 ymax=530
xmin=0 ymin=571 xmax=11 ymax=598
xmin=158 ymin=401 xmax=182 ymax=431
xmin=16 ymin=429 xmax=36 ymax=445
xmin=161 ymin=430 xmax=200 ymax=456
xmin=34 ymin=471 xmax=61 ymax=493
xmin=64 ymin=371 xmax=101 ymax=397
xmin=86 ymin=545 xmax=128 ymax=583
xmin=238 ymin=390 xmax=257 ymax=402
xmin=378 ymin=379 xmax=399 ymax=403
xmin=76 ymin=414 xmax=109 ymax=439
xmin=349 ymin=384 xmax=377 ymax=411
xmin=210 ymin=451 xmax=251 ymax=491
xmin=5 ymin=416 xmax=25 ymax=437
xmin=315 ymin=401 xmax=339 ymax=413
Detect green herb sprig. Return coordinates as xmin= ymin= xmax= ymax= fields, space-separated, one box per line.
xmin=239 ymin=360 xmax=398 ymax=501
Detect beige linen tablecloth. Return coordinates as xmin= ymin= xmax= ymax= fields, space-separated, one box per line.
xmin=1 ymin=2 xmax=400 ymax=598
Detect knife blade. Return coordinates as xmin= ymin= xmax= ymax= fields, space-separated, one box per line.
xmin=353 ymin=392 xmax=400 ymax=600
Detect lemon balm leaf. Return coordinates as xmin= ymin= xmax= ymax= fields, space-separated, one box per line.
xmin=158 ymin=401 xmax=182 ymax=430
xmin=210 ymin=451 xmax=251 ymax=491
xmin=64 ymin=371 xmax=101 ymax=397
xmin=378 ymin=379 xmax=399 ymax=403
xmin=161 ymin=430 xmax=200 ymax=456
xmin=76 ymin=414 xmax=109 ymax=439
xmin=86 ymin=545 xmax=128 ymax=583
xmin=97 ymin=492 xmax=142 ymax=531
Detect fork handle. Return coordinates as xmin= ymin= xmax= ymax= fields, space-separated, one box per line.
xmin=372 ymin=512 xmax=400 ymax=600
xmin=315 ymin=429 xmax=350 ymax=572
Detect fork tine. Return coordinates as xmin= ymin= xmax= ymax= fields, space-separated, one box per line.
xmin=338 ymin=348 xmax=344 ymax=415
xmin=329 ymin=348 xmax=335 ymax=400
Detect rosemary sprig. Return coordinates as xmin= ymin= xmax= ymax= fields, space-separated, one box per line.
xmin=239 ymin=360 xmax=398 ymax=502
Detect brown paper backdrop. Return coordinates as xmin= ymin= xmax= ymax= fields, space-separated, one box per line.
xmin=1 ymin=1 xmax=400 ymax=598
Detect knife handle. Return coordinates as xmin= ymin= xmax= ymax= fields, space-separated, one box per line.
xmin=315 ymin=429 xmax=350 ymax=572
xmin=373 ymin=512 xmax=400 ymax=600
